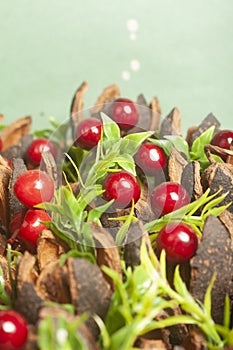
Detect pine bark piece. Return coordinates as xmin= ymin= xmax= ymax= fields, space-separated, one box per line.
xmin=187 ymin=113 xmax=220 ymax=147
xmin=15 ymin=252 xmax=45 ymax=324
xmin=67 ymin=258 xmax=112 ymax=338
xmin=8 ymin=158 xmax=27 ymax=218
xmin=149 ymin=96 xmax=161 ymax=131
xmin=182 ymin=329 xmax=208 ymax=350
xmin=181 ymin=161 xmax=203 ymax=201
xmin=219 ymin=210 xmax=233 ymax=250
xmin=168 ymin=147 xmax=188 ymax=183
xmin=70 ymin=81 xmax=89 ymax=137
xmin=0 ymin=234 xmax=7 ymax=254
xmin=135 ymin=186 xmax=154 ymax=224
xmin=36 ymin=261 xmax=70 ymax=303
xmin=160 ymin=107 xmax=182 ymax=138
xmin=138 ymin=338 xmax=168 ymax=349
xmin=0 ymin=116 xmax=32 ymax=151
xmin=1 ymin=134 xmax=33 ymax=161
xmin=91 ymin=84 xmax=120 ymax=114
xmin=0 ymin=164 xmax=12 ymax=230
xmin=90 ymin=223 xmax=122 ymax=291
xmin=201 ymin=161 xmax=233 ymax=213
xmin=189 ymin=215 xmax=233 ymax=324
xmin=40 ymin=151 xmax=59 ymax=189
xmin=123 ymin=220 xmax=145 ymax=269
xmin=37 ymin=230 xmax=66 ymax=271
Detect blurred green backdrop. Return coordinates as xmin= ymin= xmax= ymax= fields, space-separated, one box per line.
xmin=0 ymin=0 xmax=232 ymax=133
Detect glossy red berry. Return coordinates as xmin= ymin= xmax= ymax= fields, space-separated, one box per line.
xmin=111 ymin=98 xmax=139 ymax=130
xmin=0 ymin=138 xmax=3 ymax=152
xmin=14 ymin=170 xmax=54 ymax=208
xmin=27 ymin=138 xmax=57 ymax=165
xmin=103 ymin=170 xmax=141 ymax=208
xmin=156 ymin=222 xmax=198 ymax=263
xmin=0 ymin=309 xmax=28 ymax=350
xmin=75 ymin=118 xmax=102 ymax=150
xmin=211 ymin=129 xmax=233 ymax=161
xmin=18 ymin=209 xmax=51 ymax=246
xmin=135 ymin=143 xmax=166 ymax=176
xmin=150 ymin=182 xmax=190 ymax=217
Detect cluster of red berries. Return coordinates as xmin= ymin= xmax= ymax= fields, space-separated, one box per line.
xmin=11 ymin=170 xmax=54 ymax=248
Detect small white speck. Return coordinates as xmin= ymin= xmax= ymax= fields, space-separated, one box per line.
xmin=121 ymin=70 xmax=131 ymax=81
xmin=56 ymin=328 xmax=68 ymax=344
xmin=127 ymin=19 xmax=139 ymax=32
xmin=129 ymin=32 xmax=137 ymax=41
xmin=130 ymin=59 xmax=140 ymax=71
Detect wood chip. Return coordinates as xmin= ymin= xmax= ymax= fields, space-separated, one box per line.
xmin=8 ymin=158 xmax=27 ymax=217
xmin=189 ymin=215 xmax=233 ymax=324
xmin=181 ymin=161 xmax=203 ymax=201
xmin=149 ymin=96 xmax=161 ymax=131
xmin=160 ymin=107 xmax=182 ymax=138
xmin=219 ymin=210 xmax=233 ymax=250
xmin=0 ymin=116 xmax=32 ymax=151
xmin=123 ymin=220 xmax=145 ymax=269
xmin=0 ymin=164 xmax=12 ymax=230
xmin=138 ymin=338 xmax=168 ymax=349
xmin=187 ymin=113 xmax=220 ymax=147
xmin=36 ymin=261 xmax=70 ymax=303
xmin=37 ymin=229 xmax=66 ymax=271
xmin=67 ymin=257 xmax=112 ymax=338
xmin=70 ymin=81 xmax=89 ymax=136
xmin=201 ymin=161 xmax=233 ymax=213
xmin=91 ymin=84 xmax=120 ymax=114
xmin=168 ymin=147 xmax=188 ymax=183
xmin=40 ymin=151 xmax=60 ymax=188
xmin=182 ymin=329 xmax=208 ymax=350
xmin=90 ymin=223 xmax=122 ymax=290
xmin=15 ymin=252 xmax=45 ymax=324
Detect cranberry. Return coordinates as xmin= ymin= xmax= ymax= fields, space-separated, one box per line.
xmin=156 ymin=222 xmax=198 ymax=263
xmin=0 ymin=309 xmax=28 ymax=350
xmin=27 ymin=138 xmax=57 ymax=165
xmin=135 ymin=143 xmax=166 ymax=176
xmin=110 ymin=98 xmax=139 ymax=130
xmin=75 ymin=118 xmax=102 ymax=150
xmin=18 ymin=209 xmax=51 ymax=246
xmin=211 ymin=129 xmax=233 ymax=161
xmin=0 ymin=138 xmax=3 ymax=152
xmin=150 ymin=182 xmax=190 ymax=217
xmin=14 ymin=170 xmax=54 ymax=208
xmin=102 ymin=170 xmax=141 ymax=208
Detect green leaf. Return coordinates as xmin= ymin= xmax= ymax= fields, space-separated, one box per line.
xmin=87 ymin=200 xmax=114 ymax=223
xmin=164 ymin=135 xmax=190 ymax=160
xmin=101 ymin=112 xmax=120 ymax=141
xmin=121 ymin=131 xmax=153 ymax=155
xmin=116 ymin=201 xmax=137 ymax=246
xmin=223 ymin=294 xmax=231 ymax=329
xmin=115 ymin=154 xmax=136 ymax=175
xmin=191 ymin=126 xmax=215 ymax=158
xmin=149 ymin=138 xmax=172 ymax=156
xmin=204 ymin=274 xmax=216 ymax=317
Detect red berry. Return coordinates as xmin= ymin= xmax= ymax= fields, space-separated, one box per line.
xmin=110 ymin=98 xmax=139 ymax=130
xmin=211 ymin=129 xmax=233 ymax=161
xmin=0 ymin=138 xmax=3 ymax=152
xmin=150 ymin=182 xmax=190 ymax=216
xmin=14 ymin=170 xmax=54 ymax=208
xmin=103 ymin=171 xmax=141 ymax=208
xmin=27 ymin=138 xmax=57 ymax=165
xmin=0 ymin=309 xmax=28 ymax=350
xmin=18 ymin=209 xmax=51 ymax=246
xmin=156 ymin=222 xmax=198 ymax=263
xmin=135 ymin=143 xmax=166 ymax=176
xmin=75 ymin=118 xmax=102 ymax=150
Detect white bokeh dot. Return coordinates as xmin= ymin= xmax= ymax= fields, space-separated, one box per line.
xmin=130 ymin=59 xmax=141 ymax=71
xmin=121 ymin=70 xmax=131 ymax=81
xmin=126 ymin=19 xmax=139 ymax=32
xmin=129 ymin=32 xmax=137 ymax=41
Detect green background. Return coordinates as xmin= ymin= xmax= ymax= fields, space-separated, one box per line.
xmin=0 ymin=0 xmax=232 ymax=133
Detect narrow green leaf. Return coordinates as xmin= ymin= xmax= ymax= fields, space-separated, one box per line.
xmin=101 ymin=112 xmax=120 ymax=140
xmin=204 ymin=273 xmax=216 ymax=317
xmin=223 ymin=294 xmax=231 ymax=329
